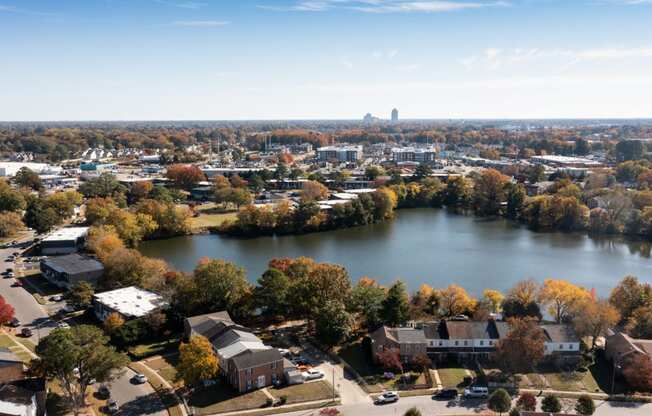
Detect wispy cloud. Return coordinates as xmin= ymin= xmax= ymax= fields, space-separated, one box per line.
xmin=461 ymin=46 xmax=652 ymax=71
xmin=154 ymin=0 xmax=207 ymax=9
xmin=172 ymin=20 xmax=230 ymax=27
xmin=258 ymin=0 xmax=509 ymax=13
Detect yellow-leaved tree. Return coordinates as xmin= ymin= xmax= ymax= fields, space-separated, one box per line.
xmin=177 ymin=335 xmax=219 ymax=386
xmin=538 ymin=279 xmax=590 ymax=323
xmin=440 ymin=284 xmax=477 ymax=317
xmin=482 ymin=289 xmax=504 ymax=313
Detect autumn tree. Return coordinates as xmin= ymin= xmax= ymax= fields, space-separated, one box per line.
xmin=572 ymin=298 xmax=620 ymax=349
xmin=0 ymin=211 xmax=24 ymax=238
xmin=100 ymin=248 xmax=168 ymax=290
xmin=609 ymin=276 xmax=652 ymax=321
xmin=69 ymin=282 xmax=94 ymax=310
xmin=439 ymin=284 xmax=476 ymax=317
xmin=494 ymin=318 xmax=545 ymax=375
xmin=165 ymin=164 xmax=206 ymax=190
xmin=539 ymin=279 xmax=590 ymax=323
xmin=291 ymin=262 xmax=351 ymax=320
xmin=0 ymin=179 xmax=26 ymax=212
xmin=191 ymin=258 xmax=252 ymax=318
xmin=177 ymin=335 xmax=219 ymax=386
xmin=622 ymin=354 xmax=652 ymax=391
xmin=625 ymin=306 xmax=652 ymax=339
xmin=381 ymin=281 xmax=410 ymax=327
xmin=473 ymin=169 xmax=509 ymax=216
xmin=86 ymin=225 xmax=125 ymax=261
xmin=23 ymin=198 xmax=61 ymax=233
xmin=78 ymin=173 xmax=126 ymax=199
xmin=103 ymin=312 xmax=125 ymax=334
xmin=403 ymin=408 xmax=422 ymax=416
xmin=301 ymin=180 xmax=329 ymax=202
xmin=516 ymin=392 xmax=536 ymax=411
xmin=411 ymin=353 xmax=431 ymax=372
xmin=482 ymin=289 xmax=504 ymax=313
xmin=0 ymin=296 xmax=15 ymax=327
xmin=127 ymin=181 xmax=153 ymax=204
xmin=34 ymin=325 xmax=128 ymax=416
xmin=376 ymin=348 xmax=402 ymax=373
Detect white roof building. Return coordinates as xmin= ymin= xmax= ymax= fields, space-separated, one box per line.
xmin=42 ymin=227 xmax=88 ymax=243
xmin=93 ymin=286 xmax=167 ymax=321
xmin=0 ymin=162 xmax=62 ymax=177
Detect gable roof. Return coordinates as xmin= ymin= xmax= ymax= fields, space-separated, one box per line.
xmin=541 ymin=324 xmax=579 ymax=343
xmin=607 ymin=332 xmax=652 ymax=359
xmin=231 ymin=348 xmax=282 ymax=370
xmin=0 ymin=349 xmax=21 ymax=365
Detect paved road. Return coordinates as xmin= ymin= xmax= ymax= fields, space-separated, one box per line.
xmin=0 ymin=242 xmax=56 ymax=343
xmin=272 ymin=394 xmax=652 ymax=416
xmin=107 ymin=368 xmax=167 ymax=416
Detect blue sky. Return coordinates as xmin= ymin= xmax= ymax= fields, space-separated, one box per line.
xmin=1 ymin=0 xmax=652 ymax=120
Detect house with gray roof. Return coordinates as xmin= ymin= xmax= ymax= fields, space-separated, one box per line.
xmin=183 ymin=311 xmax=285 ymax=393
xmin=371 ymin=319 xmax=580 ymax=365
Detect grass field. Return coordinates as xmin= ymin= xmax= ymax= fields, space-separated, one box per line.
xmin=269 ymin=380 xmax=336 ymax=404
xmin=190 ymin=212 xmax=237 ymax=229
xmin=189 ymin=383 xmax=269 ymax=415
xmin=437 ymin=366 xmax=469 ymax=389
xmin=0 ymin=333 xmax=33 ymax=363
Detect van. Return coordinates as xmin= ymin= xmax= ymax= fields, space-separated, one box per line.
xmin=463 ymin=386 xmax=488 ymax=398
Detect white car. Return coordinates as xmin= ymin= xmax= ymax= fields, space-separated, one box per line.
xmin=132 ymin=373 xmax=148 ymax=384
xmin=375 ymin=391 xmax=399 ymax=404
xmin=463 ymin=386 xmax=489 ymax=399
xmin=301 ymin=369 xmax=325 ymax=381
xmin=56 ymin=322 xmax=70 ymax=329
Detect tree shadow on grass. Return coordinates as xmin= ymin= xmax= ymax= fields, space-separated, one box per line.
xmin=117 ymin=392 xmax=166 ymax=416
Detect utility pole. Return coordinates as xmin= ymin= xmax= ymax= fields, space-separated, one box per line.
xmin=332 ymin=367 xmax=335 ymax=402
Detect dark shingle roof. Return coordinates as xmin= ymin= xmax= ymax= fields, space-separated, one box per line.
xmin=41 ymin=254 xmax=103 ymax=275
xmin=0 ymin=348 xmax=21 ymax=364
xmin=231 ymin=349 xmax=282 ymax=370
xmin=541 ymin=324 xmax=579 ymax=343
xmin=390 ymin=328 xmax=426 ymax=344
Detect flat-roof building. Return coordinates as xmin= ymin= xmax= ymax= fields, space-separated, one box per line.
xmin=40 ymin=227 xmax=89 ymax=255
xmin=392 ymin=147 xmax=437 ymax=163
xmin=0 ymin=162 xmax=61 ymax=178
xmin=93 ymin=286 xmax=167 ymax=322
xmin=317 ymin=146 xmax=363 ymax=162
xmin=40 ymin=254 xmax=104 ymax=290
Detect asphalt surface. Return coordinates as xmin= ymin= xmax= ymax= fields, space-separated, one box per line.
xmin=107 ymin=368 xmax=167 ymax=416
xmin=272 ymin=394 xmax=652 ymax=416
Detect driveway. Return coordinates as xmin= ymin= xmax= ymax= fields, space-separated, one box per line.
xmin=108 ymin=368 xmax=167 ymax=416
xmin=300 ymin=343 xmax=371 ymax=405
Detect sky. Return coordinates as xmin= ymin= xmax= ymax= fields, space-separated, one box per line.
xmin=1 ymin=0 xmax=652 ymax=121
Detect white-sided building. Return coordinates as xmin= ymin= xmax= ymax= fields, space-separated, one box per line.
xmin=40 ymin=227 xmax=89 ymax=255
xmin=93 ymin=286 xmax=167 ymax=322
xmin=392 ymin=147 xmax=437 ymax=163
xmin=0 ymin=162 xmax=62 ymax=177
xmin=317 ymin=146 xmax=363 ymax=162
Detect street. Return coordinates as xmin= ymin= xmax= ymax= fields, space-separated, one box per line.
xmin=272 ymin=394 xmax=652 ymax=416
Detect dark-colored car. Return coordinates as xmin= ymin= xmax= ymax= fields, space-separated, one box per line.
xmin=434 ymin=388 xmax=458 ymax=400
xmin=11 ymin=280 xmax=23 ymax=287
xmin=21 ymin=328 xmax=33 ymax=337
xmin=9 ymin=318 xmax=19 ymax=327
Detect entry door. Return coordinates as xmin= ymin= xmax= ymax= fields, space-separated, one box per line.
xmin=257 ymin=375 xmax=266 ymax=388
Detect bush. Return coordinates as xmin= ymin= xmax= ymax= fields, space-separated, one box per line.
xmin=575 ymin=394 xmax=595 ymax=415
xmin=265 ymin=398 xmax=274 ymax=407
xmin=542 ymin=394 xmax=562 ymax=413
xmin=516 ymin=392 xmax=537 ymax=411
xmin=279 ymin=395 xmax=287 ymax=405
xmin=488 ymin=388 xmax=512 ymax=415
xmin=509 ymin=409 xmax=520 ymax=416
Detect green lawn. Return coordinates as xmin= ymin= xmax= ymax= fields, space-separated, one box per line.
xmin=190 ymin=212 xmax=237 ymax=229
xmin=436 ymin=366 xmax=469 ymax=390
xmin=189 ymin=383 xmax=269 ymax=415
xmin=0 ymin=334 xmax=32 ymax=363
xmin=269 ymin=380 xmax=336 ymax=404
xmin=128 ymin=338 xmax=180 ymax=360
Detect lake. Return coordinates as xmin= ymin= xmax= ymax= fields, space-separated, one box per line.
xmin=139 ymin=209 xmax=652 ymax=296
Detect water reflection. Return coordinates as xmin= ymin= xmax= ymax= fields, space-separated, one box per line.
xmin=140 ymin=209 xmax=652 ymax=296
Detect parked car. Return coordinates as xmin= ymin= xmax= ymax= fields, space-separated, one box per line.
xmin=375 ymin=391 xmax=399 ymax=404
xmin=6 ymin=268 xmax=13 ymax=273
xmin=21 ymin=328 xmax=33 ymax=337
xmin=50 ymin=294 xmax=64 ymax=302
xmin=62 ymin=304 xmax=76 ymax=313
xmin=9 ymin=318 xmax=19 ymax=327
xmin=132 ymin=373 xmax=148 ymax=384
xmin=98 ymin=385 xmax=111 ymax=399
xmin=301 ymin=369 xmax=325 ymax=381
xmin=434 ymin=388 xmax=458 ymax=399
xmin=56 ymin=322 xmax=70 ymax=329
xmin=106 ymin=399 xmax=119 ymax=414
xmin=463 ymin=386 xmax=489 ymax=399
xmin=7 ymin=272 xmax=15 ymax=278
xmin=11 ymin=280 xmax=22 ymax=287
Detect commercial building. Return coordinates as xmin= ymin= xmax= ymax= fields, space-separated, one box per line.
xmin=184 ymin=311 xmax=286 ymax=393
xmin=0 ymin=162 xmax=61 ymax=177
xmin=530 ymin=155 xmax=602 ymax=168
xmin=391 ymin=108 xmax=399 ymax=123
xmin=40 ymin=227 xmax=89 ymax=255
xmin=40 ymin=254 xmax=104 ymax=290
xmin=392 ymin=147 xmax=437 ymax=163
xmin=317 ymin=145 xmax=363 ymax=162
xmin=93 ymin=286 xmax=167 ymax=322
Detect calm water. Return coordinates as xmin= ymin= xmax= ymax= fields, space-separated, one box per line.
xmin=139 ymin=209 xmax=652 ymax=296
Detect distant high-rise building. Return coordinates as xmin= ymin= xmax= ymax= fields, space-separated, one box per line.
xmin=391 ymin=108 xmax=399 ymax=123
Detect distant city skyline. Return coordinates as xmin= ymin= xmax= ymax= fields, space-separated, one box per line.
xmin=2 ymin=1 xmax=652 ymax=121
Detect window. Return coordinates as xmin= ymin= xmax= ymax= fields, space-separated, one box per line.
xmin=479 ymin=341 xmax=484 ymax=346
xmin=464 ymin=341 xmax=468 ymax=346
xmin=454 ymin=341 xmax=459 ymax=346
xmin=489 ymin=341 xmax=493 ymax=346
xmin=559 ymin=344 xmax=564 ymax=349
xmin=271 ymin=362 xmax=277 ymax=369
xmin=246 ymin=368 xmax=252 ymax=376
xmin=439 ymin=341 xmax=443 ymax=346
